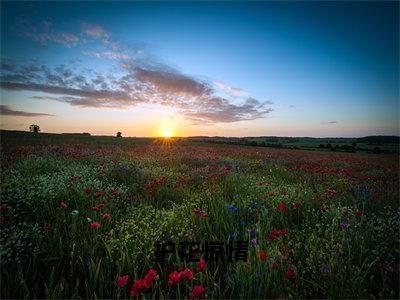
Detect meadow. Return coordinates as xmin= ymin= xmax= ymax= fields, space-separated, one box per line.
xmin=0 ymin=132 xmax=399 ymax=299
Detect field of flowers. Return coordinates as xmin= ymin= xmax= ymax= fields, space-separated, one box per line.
xmin=1 ymin=134 xmax=399 ymax=299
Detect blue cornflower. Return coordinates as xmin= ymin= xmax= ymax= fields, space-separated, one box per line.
xmin=229 ymin=232 xmax=235 ymax=240
xmin=227 ymin=205 xmax=239 ymax=213
xmin=236 ymin=194 xmax=241 ymax=199
xmin=251 ymin=237 xmax=257 ymax=245
xmin=255 ymin=272 xmax=262 ymax=279
xmin=340 ymin=222 xmax=349 ymax=229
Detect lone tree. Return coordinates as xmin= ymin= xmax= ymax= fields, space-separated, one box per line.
xmin=29 ymin=124 xmax=40 ymax=133
xmin=116 ymin=132 xmax=122 ymax=137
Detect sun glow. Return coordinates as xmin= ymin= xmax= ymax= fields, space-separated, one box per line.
xmin=162 ymin=129 xmax=172 ymax=138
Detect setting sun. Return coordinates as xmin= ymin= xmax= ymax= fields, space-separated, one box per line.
xmin=162 ymin=129 xmax=172 ymax=138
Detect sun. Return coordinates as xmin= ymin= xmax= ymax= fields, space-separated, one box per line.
xmin=162 ymin=129 xmax=172 ymax=138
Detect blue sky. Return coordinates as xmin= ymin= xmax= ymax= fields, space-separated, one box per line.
xmin=1 ymin=1 xmax=398 ymax=137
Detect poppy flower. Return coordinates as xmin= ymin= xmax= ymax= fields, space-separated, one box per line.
xmin=281 ymin=256 xmax=289 ymax=263
xmin=197 ymin=259 xmax=206 ymax=272
xmin=286 ymin=268 xmax=295 ymax=280
xmin=266 ymin=234 xmax=274 ymax=242
xmin=181 ymin=268 xmax=194 ymax=281
xmin=84 ymin=188 xmax=92 ymax=194
xmin=129 ymin=280 xmax=145 ymax=297
xmin=280 ymin=229 xmax=287 ymax=236
xmin=272 ymin=229 xmax=280 ymax=237
xmin=116 ymin=275 xmax=129 ymax=287
xmin=272 ymin=262 xmax=280 ymax=270
xmin=279 ymin=202 xmax=286 ymax=213
xmin=102 ymin=213 xmax=111 ymax=220
xmin=60 ymin=201 xmax=68 ymax=209
xmin=258 ymin=250 xmax=267 ymax=261
xmin=201 ymin=213 xmax=209 ymax=218
xmin=167 ymin=271 xmax=183 ymax=286
xmin=293 ymin=202 xmax=301 ymax=209
xmin=356 ymin=210 xmax=364 ymax=217
xmin=43 ymin=223 xmax=52 ymax=232
xmin=95 ymin=191 xmax=103 ymax=199
xmin=189 ymin=285 xmax=205 ymax=299
xmin=90 ymin=222 xmax=100 ymax=230
xmin=71 ymin=175 xmax=79 ymax=182
xmin=143 ymin=269 xmax=158 ymax=288
xmin=268 ymin=191 xmax=274 ymax=196
xmin=192 ymin=209 xmax=202 ymax=215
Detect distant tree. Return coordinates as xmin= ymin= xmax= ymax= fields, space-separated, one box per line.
xmin=116 ymin=132 xmax=122 ymax=137
xmin=326 ymin=143 xmax=332 ymax=149
xmin=29 ymin=124 xmax=40 ymax=133
xmin=318 ymin=144 xmax=325 ymax=148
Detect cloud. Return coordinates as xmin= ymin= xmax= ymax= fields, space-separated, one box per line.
xmin=0 ymin=105 xmax=54 ymax=117
xmin=81 ymin=22 xmax=110 ymax=42
xmin=3 ymin=18 xmax=273 ymax=125
xmin=82 ymin=50 xmax=131 ymax=60
xmin=214 ymin=81 xmax=249 ymax=97
xmin=133 ymin=67 xmax=212 ymax=97
xmin=1 ymin=61 xmax=272 ymax=124
xmin=321 ymin=121 xmax=338 ymax=124
xmin=16 ymin=18 xmax=80 ymax=48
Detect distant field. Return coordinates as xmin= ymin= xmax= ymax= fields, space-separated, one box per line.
xmin=1 ymin=131 xmax=399 ymax=299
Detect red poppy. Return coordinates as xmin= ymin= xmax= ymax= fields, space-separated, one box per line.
xmin=71 ymin=175 xmax=79 ymax=182
xmin=272 ymin=229 xmax=280 ymax=237
xmin=197 ymin=259 xmax=206 ymax=272
xmin=116 ymin=275 xmax=129 ymax=287
xmin=95 ymin=191 xmax=103 ymax=199
xmin=84 ymin=188 xmax=92 ymax=194
xmin=90 ymin=222 xmax=100 ymax=230
xmin=286 ymin=268 xmax=295 ymax=280
xmin=356 ymin=210 xmax=364 ymax=217
xmin=257 ymin=181 xmax=263 ymax=186
xmin=201 ymin=213 xmax=209 ymax=218
xmin=192 ymin=209 xmax=202 ymax=215
xmin=129 ymin=280 xmax=145 ymax=297
xmin=281 ymin=256 xmax=289 ymax=263
xmin=167 ymin=271 xmax=183 ymax=287
xmin=258 ymin=250 xmax=267 ymax=261
xmin=280 ymin=229 xmax=287 ymax=236
xmin=44 ymin=223 xmax=52 ymax=232
xmin=293 ymin=202 xmax=301 ymax=209
xmin=268 ymin=191 xmax=274 ymax=196
xmin=143 ymin=269 xmax=158 ymax=288
xmin=60 ymin=201 xmax=68 ymax=209
xmin=189 ymin=285 xmax=205 ymax=299
xmin=279 ymin=202 xmax=286 ymax=213
xmin=181 ymin=268 xmax=194 ymax=281
xmin=102 ymin=213 xmax=111 ymax=220
xmin=272 ymin=262 xmax=280 ymax=270
xmin=266 ymin=234 xmax=274 ymax=242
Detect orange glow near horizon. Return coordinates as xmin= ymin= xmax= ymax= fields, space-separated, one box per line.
xmin=162 ymin=129 xmax=172 ymax=138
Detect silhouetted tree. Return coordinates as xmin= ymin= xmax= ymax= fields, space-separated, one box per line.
xmin=116 ymin=132 xmax=122 ymax=137
xmin=29 ymin=124 xmax=40 ymax=133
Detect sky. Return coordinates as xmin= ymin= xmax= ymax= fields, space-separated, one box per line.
xmin=0 ymin=1 xmax=399 ymax=137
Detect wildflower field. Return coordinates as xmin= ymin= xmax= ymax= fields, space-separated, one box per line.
xmin=1 ymin=132 xmax=399 ymax=299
